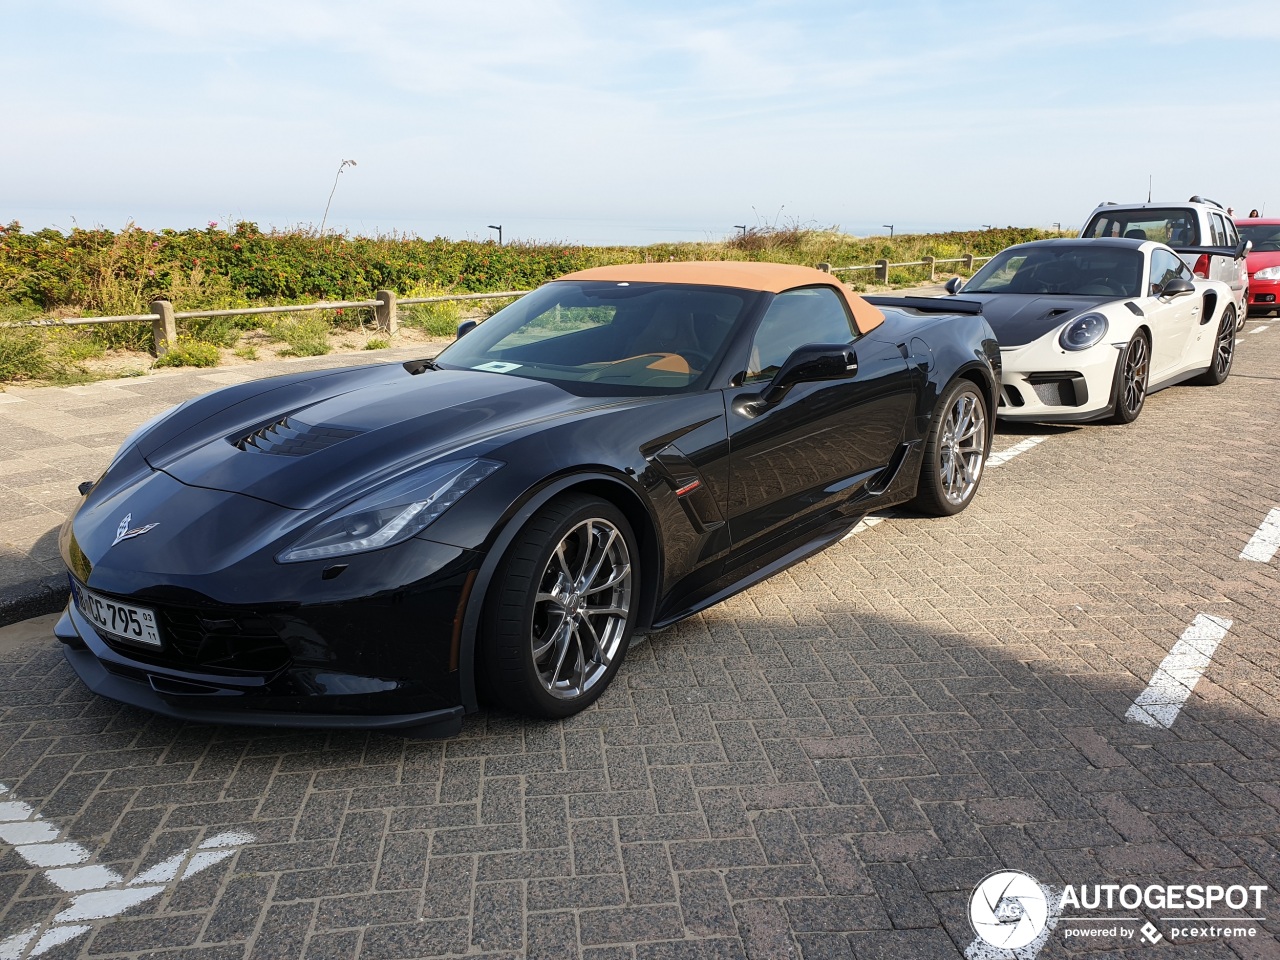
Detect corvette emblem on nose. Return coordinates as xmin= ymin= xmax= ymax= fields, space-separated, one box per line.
xmin=112 ymin=512 xmax=159 ymax=546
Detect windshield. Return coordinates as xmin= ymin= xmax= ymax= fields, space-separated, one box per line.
xmin=966 ymin=244 xmax=1145 ymax=297
xmin=1239 ymin=224 xmax=1280 ymax=252
xmin=434 ymin=281 xmax=756 ymax=394
xmin=1081 ymin=207 xmax=1200 ymax=246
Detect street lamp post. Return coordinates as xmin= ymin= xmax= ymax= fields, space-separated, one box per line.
xmin=488 ymin=224 xmax=503 ymax=245
xmin=883 ymin=224 xmax=894 ymax=238
xmin=734 ymin=225 xmax=747 ymax=239
xmin=982 ymin=224 xmax=993 ymax=231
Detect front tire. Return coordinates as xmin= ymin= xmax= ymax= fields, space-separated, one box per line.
xmin=911 ymin=378 xmax=988 ymax=517
xmin=1108 ymin=332 xmax=1150 ymax=424
xmin=1193 ymin=305 xmax=1236 ymax=386
xmin=480 ymin=494 xmax=639 ymax=718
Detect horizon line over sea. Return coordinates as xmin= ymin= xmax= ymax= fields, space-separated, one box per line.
xmin=1 ymin=206 xmax=1059 ymax=246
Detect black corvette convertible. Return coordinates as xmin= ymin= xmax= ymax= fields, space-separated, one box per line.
xmin=56 ymin=262 xmax=999 ymax=735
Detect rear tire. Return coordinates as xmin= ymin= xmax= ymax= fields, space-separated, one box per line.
xmin=1107 ymin=332 xmax=1149 ymax=424
xmin=480 ymin=494 xmax=639 ymax=718
xmin=1193 ymin=305 xmax=1236 ymax=386
xmin=911 ymin=379 xmax=988 ymax=517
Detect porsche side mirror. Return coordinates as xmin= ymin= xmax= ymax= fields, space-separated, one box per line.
xmin=760 ymin=343 xmax=858 ymax=406
xmin=456 ymin=319 xmax=478 ymax=339
xmin=944 ymin=277 xmax=965 ymax=295
xmin=1160 ymin=277 xmax=1196 ymax=299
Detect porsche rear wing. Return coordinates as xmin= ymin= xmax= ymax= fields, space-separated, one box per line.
xmin=862 ymin=296 xmax=984 ymax=316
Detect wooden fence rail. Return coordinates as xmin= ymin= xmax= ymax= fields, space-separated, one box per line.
xmin=817 ymin=254 xmax=995 ymax=282
xmin=0 ymin=252 xmax=991 ymax=355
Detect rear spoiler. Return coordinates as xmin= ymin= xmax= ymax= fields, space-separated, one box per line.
xmin=862 ymin=295 xmax=984 ymax=316
xmin=1172 ymin=242 xmax=1249 ymax=260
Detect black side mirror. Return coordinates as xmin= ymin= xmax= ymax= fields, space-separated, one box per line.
xmin=944 ymin=277 xmax=965 ymax=295
xmin=1160 ymin=277 xmax=1196 ymax=299
xmin=456 ymin=319 xmax=478 ymax=339
xmin=1235 ymin=238 xmax=1252 ymax=259
xmin=759 ymin=343 xmax=858 ymax=405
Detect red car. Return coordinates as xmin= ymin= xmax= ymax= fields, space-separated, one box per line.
xmin=1235 ymin=218 xmax=1280 ymax=317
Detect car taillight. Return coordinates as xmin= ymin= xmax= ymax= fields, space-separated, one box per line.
xmin=1192 ymin=254 xmax=1210 ymax=278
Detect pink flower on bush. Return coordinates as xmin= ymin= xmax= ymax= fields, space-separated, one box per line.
xmin=208 ymin=221 xmax=218 ymax=229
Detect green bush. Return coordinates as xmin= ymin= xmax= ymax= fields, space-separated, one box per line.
xmin=0 ymin=327 xmax=50 ymax=381
xmin=400 ymin=300 xmax=462 ymax=337
xmin=51 ymin=331 xmax=106 ymax=363
xmin=364 ymin=338 xmax=390 ymax=350
xmin=153 ymin=339 xmax=220 ymax=368
xmin=266 ymin=313 xmax=330 ymax=357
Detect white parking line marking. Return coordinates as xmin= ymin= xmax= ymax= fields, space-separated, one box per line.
xmin=1251 ymin=325 xmax=1269 ymax=334
xmin=1125 ymin=614 xmax=1232 ymax=729
xmin=841 ymin=513 xmax=889 ymax=541
xmin=987 ymin=436 xmax=1047 ymax=468
xmin=964 ymin=886 xmax=1065 ymax=959
xmin=0 ymin=783 xmax=253 ymax=959
xmin=1240 ymin=509 xmax=1280 ymax=563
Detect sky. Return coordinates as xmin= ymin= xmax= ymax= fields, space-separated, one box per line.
xmin=3 ymin=0 xmax=1279 ymax=245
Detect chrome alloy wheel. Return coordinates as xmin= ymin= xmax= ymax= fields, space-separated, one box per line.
xmin=938 ymin=390 xmax=986 ymax=506
xmin=1213 ymin=311 xmax=1236 ymax=378
xmin=1120 ymin=336 xmax=1149 ymax=417
xmin=530 ymin=518 xmax=632 ymax=700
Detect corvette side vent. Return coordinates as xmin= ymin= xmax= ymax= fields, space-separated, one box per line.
xmin=231 ymin=417 xmax=364 ymax=456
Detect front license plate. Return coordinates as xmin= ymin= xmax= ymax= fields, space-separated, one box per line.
xmin=72 ymin=583 xmax=161 ymax=647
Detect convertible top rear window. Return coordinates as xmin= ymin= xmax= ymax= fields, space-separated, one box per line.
xmin=435 ymin=281 xmax=757 ymax=394
xmin=966 ymin=245 xmax=1145 ymax=298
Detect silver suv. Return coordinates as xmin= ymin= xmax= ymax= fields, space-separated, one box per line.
xmin=1081 ymin=197 xmax=1249 ymax=328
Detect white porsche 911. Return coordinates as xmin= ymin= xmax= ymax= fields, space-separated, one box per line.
xmin=946 ymin=238 xmax=1237 ymax=424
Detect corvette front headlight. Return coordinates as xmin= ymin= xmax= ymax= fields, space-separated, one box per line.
xmin=1059 ymin=313 xmax=1109 ymax=351
xmin=1255 ymin=266 xmax=1280 ymax=280
xmin=277 ymin=458 xmax=502 ymax=563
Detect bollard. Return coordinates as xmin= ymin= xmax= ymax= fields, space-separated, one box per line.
xmin=962 ymin=254 xmax=974 ymax=273
xmin=150 ymin=300 xmax=176 ymax=356
xmin=875 ymin=259 xmax=889 ymax=283
xmin=375 ymin=289 xmax=398 ymax=334
xmin=923 ymin=256 xmax=935 ymax=281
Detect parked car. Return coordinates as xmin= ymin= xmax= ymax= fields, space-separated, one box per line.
xmin=56 ymin=262 xmax=1000 ymax=734
xmin=945 ymin=238 xmax=1236 ymax=424
xmin=1081 ymin=197 xmax=1249 ymax=328
xmin=1234 ymin=217 xmax=1280 ymax=317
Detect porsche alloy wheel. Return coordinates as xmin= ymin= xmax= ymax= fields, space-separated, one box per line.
xmin=482 ymin=495 xmax=638 ymax=718
xmin=1194 ymin=305 xmax=1236 ymax=386
xmin=1109 ymin=333 xmax=1149 ymax=424
xmin=912 ymin=379 xmax=988 ymax=516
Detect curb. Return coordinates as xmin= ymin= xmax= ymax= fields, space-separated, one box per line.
xmin=0 ymin=581 xmax=68 ymax=629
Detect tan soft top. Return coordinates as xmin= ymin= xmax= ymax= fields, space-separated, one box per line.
xmin=558 ymin=261 xmax=884 ymax=334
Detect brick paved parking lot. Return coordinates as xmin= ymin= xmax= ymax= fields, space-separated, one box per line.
xmin=1 ymin=328 xmax=1279 ymax=959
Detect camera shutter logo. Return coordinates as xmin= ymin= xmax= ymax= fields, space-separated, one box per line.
xmin=970 ymin=870 xmax=1050 ymax=949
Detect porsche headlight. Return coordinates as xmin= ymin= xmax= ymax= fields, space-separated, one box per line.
xmin=277 ymin=458 xmax=502 ymax=563
xmin=1059 ymin=313 xmax=1109 ymax=351
xmin=1255 ymin=266 xmax=1280 ymax=280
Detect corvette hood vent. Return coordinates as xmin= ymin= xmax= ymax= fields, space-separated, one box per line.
xmin=231 ymin=417 xmax=364 ymax=457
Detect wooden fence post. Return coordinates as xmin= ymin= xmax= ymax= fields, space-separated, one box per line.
xmin=150 ymin=300 xmax=176 ymax=356
xmin=962 ymin=254 xmax=974 ymax=273
xmin=375 ymin=290 xmax=398 ymax=334
xmin=875 ymin=259 xmax=889 ymax=283
xmin=923 ymin=256 xmax=935 ymax=281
